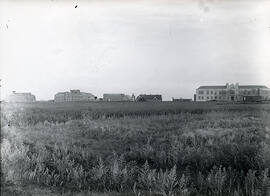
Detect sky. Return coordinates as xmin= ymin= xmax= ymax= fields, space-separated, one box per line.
xmin=0 ymin=0 xmax=270 ymax=101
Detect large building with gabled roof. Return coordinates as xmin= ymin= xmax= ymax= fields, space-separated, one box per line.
xmin=195 ymin=83 xmax=270 ymax=102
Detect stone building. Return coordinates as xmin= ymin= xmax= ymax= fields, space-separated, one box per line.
xmin=54 ymin=90 xmax=96 ymax=102
xmin=195 ymin=83 xmax=270 ymax=102
xmin=103 ymin=94 xmax=132 ymax=102
xmin=7 ymin=91 xmax=36 ymax=102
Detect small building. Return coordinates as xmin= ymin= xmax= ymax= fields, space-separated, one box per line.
xmin=195 ymin=83 xmax=270 ymax=102
xmin=54 ymin=90 xmax=96 ymax=102
xmin=7 ymin=91 xmax=36 ymax=102
xmin=172 ymin=98 xmax=192 ymax=102
xmin=103 ymin=94 xmax=132 ymax=102
xmin=136 ymin=94 xmax=162 ymax=102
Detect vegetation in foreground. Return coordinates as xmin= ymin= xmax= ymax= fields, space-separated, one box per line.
xmin=1 ymin=102 xmax=270 ymax=196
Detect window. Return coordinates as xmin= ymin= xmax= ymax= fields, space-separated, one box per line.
xmin=214 ymin=96 xmax=217 ymax=99
xmin=201 ymin=96 xmax=204 ymax=99
xmin=207 ymin=91 xmax=209 ymax=95
xmin=207 ymin=96 xmax=209 ymax=99
xmin=198 ymin=96 xmax=201 ymax=99
xmin=214 ymin=91 xmax=217 ymax=95
xmin=198 ymin=91 xmax=204 ymax=95
xmin=219 ymin=96 xmax=221 ymax=99
xmin=220 ymin=91 xmax=226 ymax=95
xmin=211 ymin=91 xmax=213 ymax=94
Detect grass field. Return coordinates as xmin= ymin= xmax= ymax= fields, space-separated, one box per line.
xmin=1 ymin=101 xmax=270 ymax=196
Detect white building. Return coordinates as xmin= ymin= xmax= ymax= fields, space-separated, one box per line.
xmin=195 ymin=83 xmax=270 ymax=102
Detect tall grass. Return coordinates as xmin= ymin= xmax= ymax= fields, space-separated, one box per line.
xmin=1 ymin=102 xmax=270 ymax=195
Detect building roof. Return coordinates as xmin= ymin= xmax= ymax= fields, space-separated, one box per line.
xmin=12 ymin=93 xmax=33 ymax=95
xmin=70 ymin=89 xmax=80 ymax=93
xmin=198 ymin=86 xmax=226 ymax=89
xmin=198 ymin=85 xmax=268 ymax=89
xmin=55 ymin=90 xmax=95 ymax=97
xmin=238 ymin=85 xmax=268 ymax=89
xmin=10 ymin=92 xmax=35 ymax=97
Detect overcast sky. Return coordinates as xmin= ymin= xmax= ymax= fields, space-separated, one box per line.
xmin=0 ymin=0 xmax=270 ymax=100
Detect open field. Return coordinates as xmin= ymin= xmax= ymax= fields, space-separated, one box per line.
xmin=1 ymin=102 xmax=270 ymax=196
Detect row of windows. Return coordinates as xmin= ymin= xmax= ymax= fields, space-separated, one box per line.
xmin=198 ymin=96 xmax=222 ymax=100
xmin=198 ymin=90 xmax=267 ymax=95
xmin=198 ymin=90 xmax=225 ymax=95
xmin=242 ymin=90 xmax=262 ymax=95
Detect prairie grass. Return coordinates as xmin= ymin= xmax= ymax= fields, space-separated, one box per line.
xmin=1 ymin=102 xmax=270 ymax=195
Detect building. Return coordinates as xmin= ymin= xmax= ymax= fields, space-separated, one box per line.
xmin=195 ymin=83 xmax=270 ymax=102
xmin=103 ymin=93 xmax=132 ymax=102
xmin=172 ymin=98 xmax=192 ymax=102
xmin=7 ymin=91 xmax=36 ymax=102
xmin=136 ymin=94 xmax=162 ymax=102
xmin=54 ymin=90 xmax=96 ymax=102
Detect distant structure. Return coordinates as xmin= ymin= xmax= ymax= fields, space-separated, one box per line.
xmin=131 ymin=93 xmax=136 ymax=101
xmin=136 ymin=94 xmax=162 ymax=102
xmin=195 ymin=83 xmax=270 ymax=102
xmin=54 ymin=90 xmax=96 ymax=102
xmin=103 ymin=93 xmax=132 ymax=102
xmin=172 ymin=98 xmax=192 ymax=102
xmin=7 ymin=91 xmax=36 ymax=102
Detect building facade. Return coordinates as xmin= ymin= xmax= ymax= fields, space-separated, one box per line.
xmin=103 ymin=94 xmax=132 ymax=102
xmin=7 ymin=91 xmax=36 ymax=102
xmin=54 ymin=90 xmax=96 ymax=102
xmin=195 ymin=83 xmax=270 ymax=102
